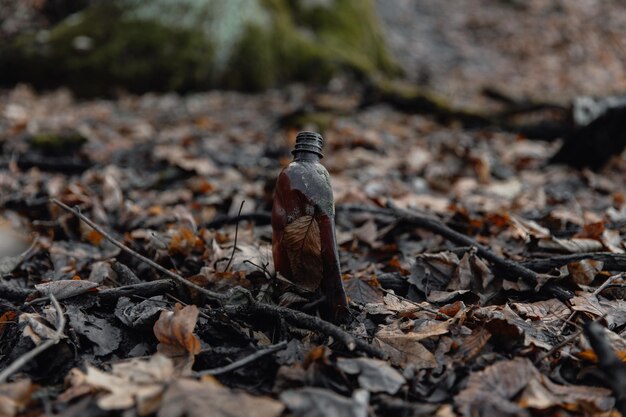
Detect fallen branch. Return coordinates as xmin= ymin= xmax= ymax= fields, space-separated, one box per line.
xmin=53 ymin=199 xmax=386 ymax=358
xmin=233 ymin=301 xmax=386 ymax=359
xmin=52 ymin=199 xmax=227 ymax=303
xmin=521 ymin=253 xmax=626 ymax=273
xmin=342 ymin=203 xmax=571 ymax=300
xmin=96 ymin=279 xmax=176 ymax=302
xmin=197 ymin=340 xmax=288 ymax=376
xmin=0 ymin=294 xmax=65 ymax=383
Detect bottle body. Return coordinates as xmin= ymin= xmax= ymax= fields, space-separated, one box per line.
xmin=272 ymin=133 xmax=348 ymax=322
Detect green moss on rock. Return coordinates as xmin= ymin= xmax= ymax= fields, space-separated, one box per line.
xmin=0 ymin=0 xmax=400 ymax=95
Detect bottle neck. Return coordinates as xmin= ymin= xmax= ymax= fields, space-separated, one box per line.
xmin=293 ymin=151 xmax=321 ymax=162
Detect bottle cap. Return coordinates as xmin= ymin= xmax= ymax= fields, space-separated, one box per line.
xmin=292 ymin=131 xmax=324 ymax=158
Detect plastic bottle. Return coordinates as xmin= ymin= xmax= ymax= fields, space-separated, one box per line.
xmin=272 ymin=131 xmax=349 ymax=323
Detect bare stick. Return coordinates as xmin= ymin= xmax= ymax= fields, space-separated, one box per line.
xmin=232 ymin=301 xmax=387 ymax=359
xmin=52 ymin=199 xmax=227 ymax=302
xmin=0 ymin=294 xmax=65 ymax=383
xmin=593 ymin=272 xmax=625 ymax=296
xmin=534 ymin=327 xmax=584 ymax=365
xmin=223 ymin=200 xmax=245 ymax=272
xmin=197 ymin=341 xmax=288 ymax=376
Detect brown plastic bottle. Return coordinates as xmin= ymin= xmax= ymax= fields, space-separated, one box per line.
xmin=272 ymin=131 xmax=349 ymax=323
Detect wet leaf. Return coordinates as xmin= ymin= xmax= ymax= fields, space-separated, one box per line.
xmin=343 ymin=275 xmax=383 ymax=304
xmin=67 ymin=305 xmax=121 ymax=356
xmin=283 ymin=215 xmax=323 ymax=291
xmin=336 ymin=357 xmax=404 ymax=394
xmin=158 ymin=378 xmax=284 ymax=417
xmin=281 ymin=387 xmax=369 ymax=417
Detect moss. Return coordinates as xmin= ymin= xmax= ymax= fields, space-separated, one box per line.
xmin=30 ymin=132 xmax=87 ymax=153
xmin=0 ymin=0 xmax=400 ymax=94
xmin=1 ymin=4 xmax=215 ymax=95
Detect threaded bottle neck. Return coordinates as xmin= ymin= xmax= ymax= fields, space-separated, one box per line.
xmin=292 ymin=131 xmax=324 ymax=160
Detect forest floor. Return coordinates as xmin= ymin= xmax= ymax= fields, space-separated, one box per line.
xmin=2 ymin=1 xmax=626 ymax=416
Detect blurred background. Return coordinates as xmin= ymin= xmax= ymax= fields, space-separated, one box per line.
xmin=2 ymin=0 xmax=626 ymax=105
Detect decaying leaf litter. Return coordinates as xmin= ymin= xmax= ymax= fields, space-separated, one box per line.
xmin=3 ymin=3 xmax=626 ymax=416
xmin=2 ymin=82 xmax=626 ymax=416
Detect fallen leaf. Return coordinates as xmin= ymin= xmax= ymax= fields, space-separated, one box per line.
xmin=567 ymin=259 xmax=603 ymax=285
xmin=410 ymin=252 xmax=459 ymax=295
xmin=336 ymin=357 xmax=405 ymax=394
xmin=343 ymin=274 xmax=384 ymax=304
xmin=0 ymin=380 xmax=35 ymax=417
xmin=153 ymin=304 xmax=201 ymax=374
xmin=158 ymin=378 xmax=284 ymax=417
xmin=67 ymin=305 xmax=121 ymax=356
xmin=35 ymin=280 xmax=99 ymax=300
xmin=374 ymin=326 xmax=438 ymax=368
xmin=455 ymin=354 xmax=613 ymax=414
xmin=82 ymin=354 xmax=174 ymax=415
xmin=281 ymin=387 xmax=369 ymax=417
xmin=283 ymin=215 xmax=322 ymax=291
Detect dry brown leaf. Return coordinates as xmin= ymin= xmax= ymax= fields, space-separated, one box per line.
xmin=454 ymin=357 xmax=614 ymax=415
xmin=511 ymin=299 xmax=571 ymax=324
xmin=567 ymin=259 xmax=604 ymax=285
xmin=0 ymin=380 xmax=35 ymax=417
xmin=283 ymin=215 xmax=322 ymax=291
xmin=153 ymin=304 xmax=201 ymax=374
xmin=157 ymin=378 xmax=284 ymax=417
xmin=374 ymin=323 xmax=440 ymax=368
xmin=80 ymin=354 xmax=175 ymax=415
xmin=454 ymin=327 xmax=491 ymax=363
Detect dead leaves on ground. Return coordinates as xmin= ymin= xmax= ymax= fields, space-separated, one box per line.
xmin=153 ymin=304 xmax=201 ymax=374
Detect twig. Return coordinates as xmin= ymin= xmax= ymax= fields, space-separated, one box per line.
xmin=196 ymin=341 xmax=288 ymax=376
xmin=389 ymin=203 xmax=543 ymax=287
xmin=231 ymin=302 xmax=387 ymax=359
xmin=534 ymin=326 xmax=584 ymax=365
xmin=96 ymin=280 xmax=176 ymax=302
xmin=52 ymin=199 xmax=385 ymax=358
xmin=51 ymin=199 xmax=227 ymax=303
xmin=593 ymin=272 xmax=625 ymax=296
xmin=223 ymin=200 xmax=244 ymax=272
xmin=206 ymin=212 xmax=271 ymax=229
xmin=346 ymin=203 xmax=568 ymax=299
xmin=0 ymin=294 xmax=65 ymax=383
xmin=521 ymin=253 xmax=626 ymax=273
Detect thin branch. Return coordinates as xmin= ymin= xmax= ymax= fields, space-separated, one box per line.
xmin=593 ymin=272 xmax=625 ymax=296
xmin=534 ymin=327 xmax=583 ymax=365
xmin=232 ymin=302 xmax=387 ymax=359
xmin=223 ymin=200 xmax=245 ymax=272
xmin=52 ymin=199 xmax=227 ymax=303
xmin=0 ymin=294 xmax=65 ymax=383
xmin=522 ymin=253 xmax=626 ymax=273
xmin=197 ymin=341 xmax=288 ymax=376
xmin=345 ymin=203 xmax=570 ymax=299
xmin=52 ymin=199 xmax=385 ymax=358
